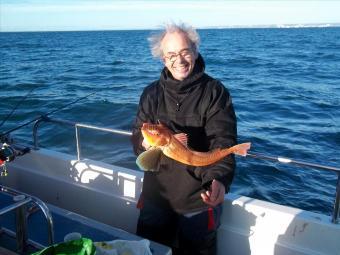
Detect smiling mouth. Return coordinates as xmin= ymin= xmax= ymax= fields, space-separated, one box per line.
xmin=175 ymin=65 xmax=189 ymax=72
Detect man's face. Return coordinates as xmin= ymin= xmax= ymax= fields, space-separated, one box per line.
xmin=161 ymin=32 xmax=197 ymax=81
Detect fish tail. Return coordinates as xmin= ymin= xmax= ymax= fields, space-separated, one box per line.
xmin=231 ymin=142 xmax=251 ymax=156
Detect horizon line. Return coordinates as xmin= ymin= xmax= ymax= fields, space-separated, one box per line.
xmin=1 ymin=22 xmax=340 ymax=33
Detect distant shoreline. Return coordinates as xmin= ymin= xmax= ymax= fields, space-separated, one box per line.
xmin=1 ymin=23 xmax=339 ymax=33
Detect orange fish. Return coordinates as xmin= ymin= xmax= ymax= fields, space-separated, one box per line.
xmin=136 ymin=123 xmax=251 ymax=171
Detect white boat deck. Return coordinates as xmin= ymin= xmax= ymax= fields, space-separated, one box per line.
xmin=1 ymin=147 xmax=339 ymax=255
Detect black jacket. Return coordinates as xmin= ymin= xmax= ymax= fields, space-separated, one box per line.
xmin=131 ymin=54 xmax=237 ymax=213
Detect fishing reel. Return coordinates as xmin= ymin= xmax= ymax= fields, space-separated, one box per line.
xmin=0 ymin=142 xmax=30 ymax=177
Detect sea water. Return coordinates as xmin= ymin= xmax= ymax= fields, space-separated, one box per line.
xmin=0 ymin=27 xmax=339 ymax=216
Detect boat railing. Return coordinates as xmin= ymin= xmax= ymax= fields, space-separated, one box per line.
xmin=0 ymin=185 xmax=54 ymax=252
xmin=33 ymin=116 xmax=132 ymax=161
xmin=32 ymin=116 xmax=340 ymax=224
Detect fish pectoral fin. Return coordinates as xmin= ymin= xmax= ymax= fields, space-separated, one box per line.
xmin=173 ymin=133 xmax=188 ymax=147
xmin=136 ymin=147 xmax=163 ymax=171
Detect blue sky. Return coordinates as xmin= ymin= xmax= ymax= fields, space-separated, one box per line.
xmin=1 ymin=0 xmax=340 ymax=32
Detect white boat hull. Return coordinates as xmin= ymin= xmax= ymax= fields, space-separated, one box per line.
xmin=2 ymin=148 xmax=340 ymax=255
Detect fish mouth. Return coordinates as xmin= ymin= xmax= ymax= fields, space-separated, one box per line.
xmin=141 ymin=124 xmax=168 ymax=146
xmin=141 ymin=128 xmax=160 ymax=146
xmin=141 ymin=124 xmax=161 ymax=134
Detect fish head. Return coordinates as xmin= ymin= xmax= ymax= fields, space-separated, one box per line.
xmin=141 ymin=123 xmax=171 ymax=147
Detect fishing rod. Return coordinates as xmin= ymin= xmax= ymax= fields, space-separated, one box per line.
xmin=0 ymin=87 xmax=36 ymax=128
xmin=0 ymin=91 xmax=96 ymax=139
xmin=246 ymin=152 xmax=340 ymax=173
xmin=0 ymin=91 xmax=96 ymax=176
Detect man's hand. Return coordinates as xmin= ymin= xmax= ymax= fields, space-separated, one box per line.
xmin=201 ymin=179 xmax=225 ymax=207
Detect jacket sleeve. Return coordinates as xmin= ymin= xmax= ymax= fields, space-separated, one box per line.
xmin=131 ymin=84 xmax=157 ymax=156
xmin=200 ymin=82 xmax=237 ymax=192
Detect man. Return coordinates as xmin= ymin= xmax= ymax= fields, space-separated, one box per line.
xmin=131 ymin=23 xmax=237 ymax=255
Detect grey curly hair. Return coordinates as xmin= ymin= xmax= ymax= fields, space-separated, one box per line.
xmin=148 ymin=22 xmax=200 ymax=59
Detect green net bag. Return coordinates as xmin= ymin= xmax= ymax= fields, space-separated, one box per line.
xmin=31 ymin=238 xmax=96 ymax=255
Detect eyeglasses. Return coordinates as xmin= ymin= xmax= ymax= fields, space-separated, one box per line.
xmin=164 ymin=49 xmax=193 ymax=63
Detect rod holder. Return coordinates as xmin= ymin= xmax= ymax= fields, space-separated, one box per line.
xmin=14 ymin=195 xmax=28 ymax=253
xmin=332 ymin=173 xmax=340 ymax=223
